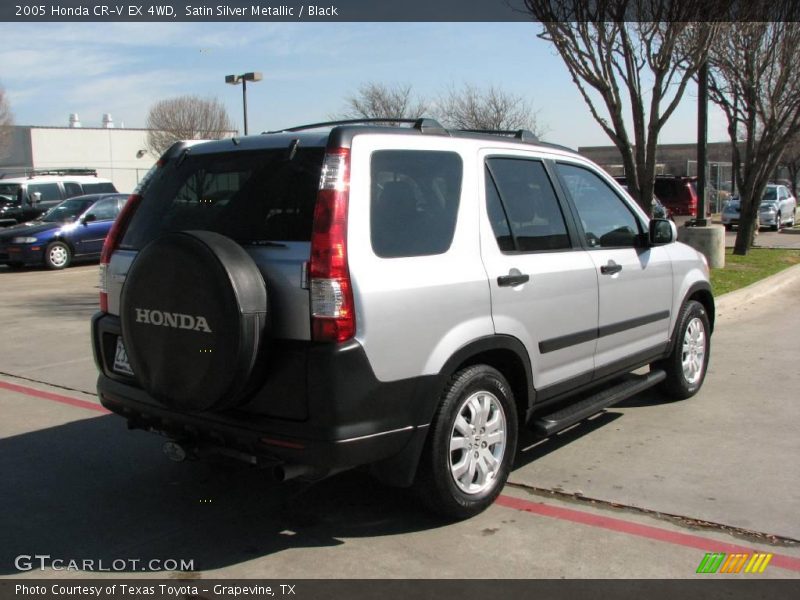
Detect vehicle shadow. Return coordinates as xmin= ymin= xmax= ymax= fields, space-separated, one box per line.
xmin=0 ymin=416 xmax=444 ymax=575
xmin=10 ymin=290 xmax=99 ymax=320
xmin=514 ymin=411 xmax=622 ymax=471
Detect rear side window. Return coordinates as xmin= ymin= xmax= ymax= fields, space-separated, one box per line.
xmin=63 ymin=182 xmax=82 ymax=197
xmin=370 ymin=150 xmax=462 ymax=258
xmin=122 ymin=148 xmax=325 ymax=249
xmin=82 ymin=182 xmax=117 ymax=194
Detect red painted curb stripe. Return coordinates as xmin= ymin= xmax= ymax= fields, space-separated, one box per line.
xmin=0 ymin=380 xmax=108 ymax=413
xmin=496 ymin=495 xmax=800 ymax=573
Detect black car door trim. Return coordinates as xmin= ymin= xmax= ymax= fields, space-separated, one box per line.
xmin=539 ymin=310 xmax=670 ymax=354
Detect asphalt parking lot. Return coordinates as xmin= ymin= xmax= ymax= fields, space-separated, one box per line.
xmin=1 ymin=263 xmax=799 ymax=579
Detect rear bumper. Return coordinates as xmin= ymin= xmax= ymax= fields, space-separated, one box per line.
xmin=92 ymin=312 xmax=436 ymax=472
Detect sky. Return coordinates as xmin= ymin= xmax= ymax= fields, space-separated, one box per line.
xmin=0 ymin=22 xmax=731 ymax=149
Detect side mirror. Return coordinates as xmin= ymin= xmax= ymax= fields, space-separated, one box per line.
xmin=649 ymin=218 xmax=676 ymax=246
xmin=81 ymin=213 xmax=97 ymax=225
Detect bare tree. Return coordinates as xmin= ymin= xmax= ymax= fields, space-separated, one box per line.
xmin=145 ymin=95 xmax=234 ymax=157
xmin=337 ymin=82 xmax=428 ymax=123
xmin=437 ymin=84 xmax=543 ymax=136
xmin=707 ymin=17 xmax=800 ymax=254
xmin=524 ymin=0 xmax=718 ymax=213
xmin=0 ymin=86 xmax=13 ymax=160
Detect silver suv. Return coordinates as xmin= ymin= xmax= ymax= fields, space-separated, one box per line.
xmin=91 ymin=119 xmax=714 ymax=519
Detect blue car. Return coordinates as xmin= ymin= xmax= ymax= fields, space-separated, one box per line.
xmin=0 ymin=193 xmax=129 ymax=269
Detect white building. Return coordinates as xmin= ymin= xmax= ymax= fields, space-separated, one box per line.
xmin=0 ymin=115 xmax=237 ymax=193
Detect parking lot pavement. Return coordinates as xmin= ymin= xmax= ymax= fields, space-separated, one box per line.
xmin=508 ymin=273 xmax=800 ymax=541
xmin=1 ymin=264 xmax=799 ymax=578
xmin=1 ymin=378 xmax=798 ymax=579
xmin=0 ymin=265 xmax=99 ymax=395
xmin=726 ymin=228 xmax=800 ymax=249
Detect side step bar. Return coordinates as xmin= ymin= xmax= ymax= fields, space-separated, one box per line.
xmin=531 ymin=369 xmax=666 ymax=437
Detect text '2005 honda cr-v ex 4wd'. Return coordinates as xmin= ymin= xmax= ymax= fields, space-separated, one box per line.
xmin=91 ymin=119 xmax=714 ymax=519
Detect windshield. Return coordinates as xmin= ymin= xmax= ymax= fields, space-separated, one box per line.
xmin=762 ymin=187 xmax=777 ymax=201
xmin=0 ymin=183 xmax=21 ymax=202
xmin=40 ymin=197 xmax=96 ymax=223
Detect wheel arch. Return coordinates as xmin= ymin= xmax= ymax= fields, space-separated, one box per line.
xmin=666 ymin=281 xmax=714 ymax=359
xmin=435 ymin=335 xmax=533 ymax=426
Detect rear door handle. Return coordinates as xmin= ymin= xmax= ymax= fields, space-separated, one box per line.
xmin=600 ymin=261 xmax=622 ymax=275
xmin=497 ymin=272 xmax=530 ymax=287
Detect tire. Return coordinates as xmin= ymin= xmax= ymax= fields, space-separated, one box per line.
xmin=774 ymin=213 xmax=781 ymax=231
xmin=120 ymin=231 xmax=268 ymax=411
xmin=44 ymin=241 xmax=71 ymax=270
xmin=413 ymin=365 xmax=518 ymax=520
xmin=654 ymin=300 xmax=710 ymax=400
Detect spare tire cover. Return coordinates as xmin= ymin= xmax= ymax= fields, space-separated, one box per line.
xmin=120 ymin=230 xmax=268 ymax=411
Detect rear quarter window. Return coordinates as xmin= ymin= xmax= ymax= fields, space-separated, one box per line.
xmin=82 ymin=182 xmax=117 ymax=194
xmin=122 ymin=147 xmax=325 ymax=249
xmin=370 ymin=150 xmax=462 ymax=258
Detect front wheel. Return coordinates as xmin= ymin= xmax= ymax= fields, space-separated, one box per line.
xmin=654 ymin=300 xmax=710 ymax=400
xmin=774 ymin=213 xmax=782 ymax=231
xmin=413 ymin=365 xmax=518 ymax=520
xmin=44 ymin=241 xmax=72 ymax=269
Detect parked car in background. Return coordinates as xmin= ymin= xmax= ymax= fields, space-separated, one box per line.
xmin=721 ymin=184 xmax=797 ymax=231
xmin=0 ymin=193 xmax=129 ymax=269
xmin=0 ymin=169 xmax=117 ymax=227
xmin=759 ymin=184 xmax=796 ymax=230
xmin=653 ymin=176 xmax=702 ymax=217
xmin=614 ymin=179 xmax=673 ymax=220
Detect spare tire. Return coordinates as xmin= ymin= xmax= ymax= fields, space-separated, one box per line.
xmin=120 ymin=230 xmax=268 ymax=412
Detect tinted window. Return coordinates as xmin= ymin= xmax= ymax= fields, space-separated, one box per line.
xmin=86 ymin=198 xmax=120 ymax=221
xmin=370 ymin=150 xmax=462 ymax=258
xmin=28 ymin=183 xmax=62 ymax=202
xmin=82 ymin=182 xmax=117 ymax=194
xmin=63 ymin=182 xmax=82 ymax=197
xmin=556 ymin=163 xmax=641 ymax=248
xmin=0 ymin=183 xmax=21 ymax=202
xmin=486 ymin=158 xmax=570 ymax=252
xmin=123 ymin=148 xmax=325 ymax=249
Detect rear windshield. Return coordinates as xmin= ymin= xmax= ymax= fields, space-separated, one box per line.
xmin=82 ymin=182 xmax=117 ymax=194
xmin=122 ymin=147 xmax=325 ymax=249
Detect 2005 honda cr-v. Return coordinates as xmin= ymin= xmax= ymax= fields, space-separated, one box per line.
xmin=92 ymin=119 xmax=714 ymax=519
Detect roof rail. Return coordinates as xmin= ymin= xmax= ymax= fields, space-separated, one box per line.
xmin=458 ymin=129 xmax=540 ymax=143
xmin=0 ymin=168 xmax=99 ymax=179
xmin=268 ymin=117 xmax=448 ymax=135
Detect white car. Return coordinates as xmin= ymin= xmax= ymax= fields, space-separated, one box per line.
xmin=722 ymin=184 xmax=797 ymax=231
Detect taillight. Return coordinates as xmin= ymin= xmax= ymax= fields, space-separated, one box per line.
xmin=99 ymin=193 xmax=142 ymax=312
xmin=310 ymin=148 xmax=354 ymax=342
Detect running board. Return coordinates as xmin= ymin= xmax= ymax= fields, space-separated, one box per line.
xmin=531 ymin=369 xmax=666 ymax=437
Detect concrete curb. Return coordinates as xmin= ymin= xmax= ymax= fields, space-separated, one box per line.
xmin=715 ymin=262 xmax=800 ymax=316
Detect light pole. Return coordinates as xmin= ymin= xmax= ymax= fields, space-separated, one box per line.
xmin=225 ymin=72 xmax=262 ymax=135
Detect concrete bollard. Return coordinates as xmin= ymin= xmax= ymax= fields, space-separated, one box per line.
xmin=678 ymin=224 xmax=726 ymax=269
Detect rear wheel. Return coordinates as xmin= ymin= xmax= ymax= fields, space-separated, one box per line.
xmin=44 ymin=241 xmax=71 ymax=269
xmin=654 ymin=300 xmax=710 ymax=400
xmin=414 ymin=365 xmax=518 ymax=520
